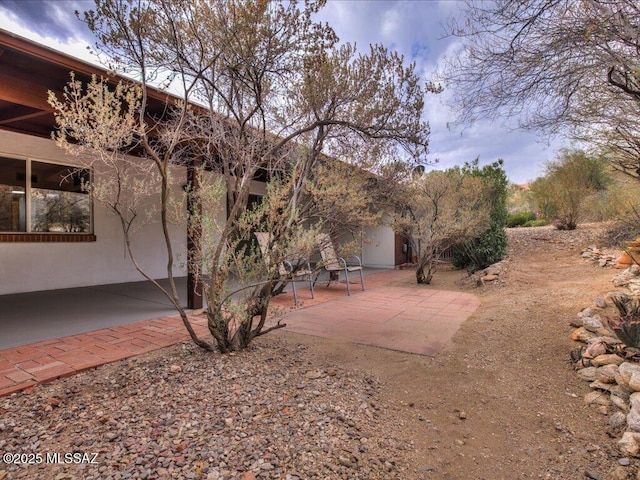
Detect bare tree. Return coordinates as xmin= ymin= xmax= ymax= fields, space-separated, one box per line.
xmin=395 ymin=170 xmax=490 ymax=284
xmin=50 ymin=0 xmax=435 ymax=353
xmin=441 ymin=0 xmax=640 ymax=175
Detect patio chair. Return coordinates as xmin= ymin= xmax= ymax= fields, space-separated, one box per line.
xmin=254 ymin=232 xmax=314 ymax=306
xmin=316 ymin=233 xmax=364 ymax=296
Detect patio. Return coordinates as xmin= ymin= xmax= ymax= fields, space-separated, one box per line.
xmin=0 ymin=268 xmax=479 ymax=396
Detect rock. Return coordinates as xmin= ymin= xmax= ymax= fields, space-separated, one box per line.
xmin=584 ymin=340 xmax=607 ymax=358
xmin=482 ymin=274 xmax=498 ymax=282
xmin=611 ymin=395 xmax=630 ymax=412
xmin=573 ymin=327 xmax=597 ymax=343
xmin=619 ymin=457 xmax=631 ymax=466
xmin=611 ymin=411 xmax=628 ymax=429
xmin=612 ymin=465 xmax=629 ymax=480
xmin=170 ymin=365 xmax=182 ymax=373
xmin=612 ymin=384 xmax=633 ymax=401
xmin=570 ymin=317 xmax=585 ymax=328
xmin=338 ymin=456 xmax=355 ymax=468
xmin=584 ymin=391 xmax=611 ymax=407
xmin=592 ymin=354 xmax=624 ymax=367
xmin=619 ymin=431 xmax=640 ymax=456
xmin=590 ymin=380 xmax=614 ymax=392
xmin=596 ymin=364 xmax=619 ymax=384
xmin=583 ymin=317 xmax=604 ymax=333
xmin=618 ymin=363 xmax=640 ymax=387
xmin=628 ymin=409 xmax=640 ymax=432
xmin=595 ymin=297 xmax=607 ymax=308
xmin=483 ymin=266 xmax=500 ymax=276
xmin=580 ymin=307 xmax=595 ymax=318
xmin=577 ymin=367 xmax=597 ymax=382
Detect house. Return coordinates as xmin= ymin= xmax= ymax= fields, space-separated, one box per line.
xmin=0 ymin=29 xmax=401 ymax=305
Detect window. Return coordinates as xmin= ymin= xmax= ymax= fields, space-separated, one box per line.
xmin=0 ymin=157 xmax=92 ymax=234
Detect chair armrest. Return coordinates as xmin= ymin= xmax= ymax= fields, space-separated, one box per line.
xmin=347 ymin=255 xmax=362 ymax=267
xmin=282 ymin=260 xmax=295 ymax=275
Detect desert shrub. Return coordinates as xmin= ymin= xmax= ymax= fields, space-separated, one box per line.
xmin=452 ymin=159 xmax=508 ymax=272
xmin=522 ymin=219 xmax=548 ymax=227
xmin=530 ymin=149 xmax=610 ymax=230
xmin=506 ymin=211 xmax=536 ymax=227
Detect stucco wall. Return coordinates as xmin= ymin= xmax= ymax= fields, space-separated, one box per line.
xmin=0 ymin=130 xmax=190 ymax=295
xmin=361 ymin=219 xmax=396 ymax=268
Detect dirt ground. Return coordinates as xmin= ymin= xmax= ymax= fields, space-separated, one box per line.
xmin=272 ymin=223 xmax=629 ymax=479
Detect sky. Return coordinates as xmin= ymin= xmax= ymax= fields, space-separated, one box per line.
xmin=0 ymin=0 xmax=569 ymax=184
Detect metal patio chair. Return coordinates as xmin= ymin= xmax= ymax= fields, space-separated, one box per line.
xmin=316 ymin=233 xmax=364 ymax=296
xmin=255 ymin=232 xmax=314 ymax=306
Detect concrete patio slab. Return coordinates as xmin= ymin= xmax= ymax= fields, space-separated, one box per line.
xmin=275 ymin=270 xmax=479 ymax=356
xmin=0 ymin=268 xmax=479 ymax=397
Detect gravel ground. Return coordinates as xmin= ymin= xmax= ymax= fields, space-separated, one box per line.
xmin=0 ymin=339 xmax=412 ymax=480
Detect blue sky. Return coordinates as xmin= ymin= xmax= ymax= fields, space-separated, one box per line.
xmin=0 ymin=0 xmax=568 ymax=183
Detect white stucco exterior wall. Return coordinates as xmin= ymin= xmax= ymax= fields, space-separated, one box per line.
xmin=0 ymin=130 xmax=190 ymax=295
xmin=361 ymin=219 xmax=396 ymax=268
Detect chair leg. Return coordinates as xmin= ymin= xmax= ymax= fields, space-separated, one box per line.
xmin=344 ymin=268 xmax=351 ymax=296
xmin=292 ymin=280 xmax=298 ymax=307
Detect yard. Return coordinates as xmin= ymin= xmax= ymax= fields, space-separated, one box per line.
xmin=0 ymin=224 xmax=628 ymax=479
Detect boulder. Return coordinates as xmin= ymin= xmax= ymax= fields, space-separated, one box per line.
xmin=618 ymin=431 xmax=640 ymax=456
xmin=610 ymin=411 xmax=627 ymax=429
xmin=577 ymin=367 xmax=597 ymax=382
xmin=583 ymin=316 xmax=604 ymax=333
xmin=572 ymin=327 xmax=597 ymax=343
xmin=584 ymin=391 xmax=611 ymax=407
xmin=579 ymin=307 xmax=595 ymax=318
xmin=584 ymin=340 xmax=608 ymax=358
xmin=617 ymin=363 xmax=640 ymax=387
xmin=597 ymin=364 xmax=619 ymax=384
xmin=595 ymin=297 xmax=607 ymax=308
xmin=611 ymin=394 xmax=630 ymax=412
xmin=628 ymin=409 xmax=640 ymax=432
xmin=592 ymin=354 xmax=624 ymax=367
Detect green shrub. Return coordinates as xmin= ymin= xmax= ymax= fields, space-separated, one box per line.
xmin=506 ymin=211 xmax=536 ymax=227
xmin=522 ymin=219 xmax=548 ymax=227
xmin=451 ymin=159 xmax=509 ymax=272
xmin=452 ymin=223 xmax=507 ymax=273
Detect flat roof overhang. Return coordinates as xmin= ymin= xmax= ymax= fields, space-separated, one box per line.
xmin=0 ymin=28 xmax=175 ymax=139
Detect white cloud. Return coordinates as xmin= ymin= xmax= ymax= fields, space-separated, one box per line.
xmin=0 ymin=0 xmax=569 ymax=183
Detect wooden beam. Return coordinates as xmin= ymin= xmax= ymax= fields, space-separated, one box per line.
xmin=0 ymin=109 xmax=50 ymax=125
xmin=0 ymin=73 xmax=56 ymax=112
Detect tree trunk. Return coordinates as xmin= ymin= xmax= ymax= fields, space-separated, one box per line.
xmin=416 ymin=253 xmax=435 ymax=284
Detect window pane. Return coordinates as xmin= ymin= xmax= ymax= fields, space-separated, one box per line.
xmin=0 ymin=157 xmax=27 ymax=232
xmin=30 ymin=162 xmax=91 ymax=233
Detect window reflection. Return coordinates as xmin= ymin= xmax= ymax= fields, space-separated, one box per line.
xmin=0 ymin=157 xmax=91 ymax=233
xmin=31 ymin=162 xmax=91 ymax=233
